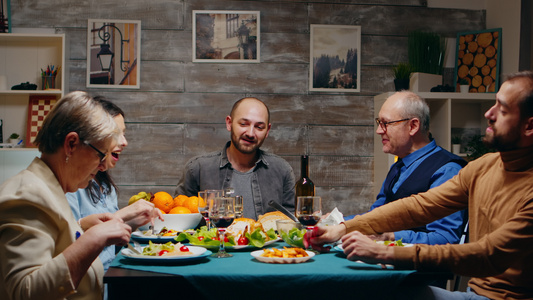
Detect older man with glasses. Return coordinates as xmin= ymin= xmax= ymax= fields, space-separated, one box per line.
xmin=347 ymin=91 xmax=467 ymax=253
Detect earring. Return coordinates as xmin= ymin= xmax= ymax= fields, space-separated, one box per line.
xmin=66 ymin=156 xmax=69 ymax=164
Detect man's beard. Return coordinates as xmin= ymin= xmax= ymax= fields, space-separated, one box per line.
xmin=231 ymin=134 xmax=262 ymax=154
xmin=483 ymin=123 xmax=521 ymax=152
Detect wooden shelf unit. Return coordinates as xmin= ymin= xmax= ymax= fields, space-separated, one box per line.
xmin=0 ymin=34 xmax=65 ymax=185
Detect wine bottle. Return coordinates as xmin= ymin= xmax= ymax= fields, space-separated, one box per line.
xmin=295 ymin=155 xmax=315 ymax=208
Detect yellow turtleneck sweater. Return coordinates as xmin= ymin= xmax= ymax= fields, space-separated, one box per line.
xmin=345 ymin=146 xmax=533 ymax=299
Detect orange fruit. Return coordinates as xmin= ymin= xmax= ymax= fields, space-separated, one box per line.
xmin=186 ymin=196 xmax=200 ymax=213
xmin=152 ymin=191 xmax=174 ymax=213
xmin=169 ymin=206 xmax=192 ymax=214
xmin=174 ymin=194 xmax=189 ymax=207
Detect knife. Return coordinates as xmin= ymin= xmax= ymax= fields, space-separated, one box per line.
xmin=127 ymin=243 xmax=142 ymax=255
xmin=268 ymin=200 xmax=299 ymax=222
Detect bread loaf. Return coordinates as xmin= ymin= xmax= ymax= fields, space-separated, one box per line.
xmin=258 ymin=211 xmax=292 ymax=232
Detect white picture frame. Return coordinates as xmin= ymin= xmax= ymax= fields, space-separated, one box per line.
xmin=310 ymin=24 xmax=361 ymax=92
xmin=193 ymin=10 xmax=260 ymax=63
xmin=87 ymin=19 xmax=141 ymax=89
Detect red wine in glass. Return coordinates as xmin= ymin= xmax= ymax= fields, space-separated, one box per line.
xmin=298 ymin=215 xmax=320 ymax=226
xmin=210 ymin=196 xmax=235 ymax=258
xmin=211 ymin=217 xmax=234 ymax=228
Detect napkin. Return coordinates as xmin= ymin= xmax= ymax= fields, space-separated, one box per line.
xmin=319 ymin=207 xmax=344 ymax=226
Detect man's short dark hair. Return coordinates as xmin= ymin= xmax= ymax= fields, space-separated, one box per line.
xmin=506 ymin=71 xmax=533 ymax=121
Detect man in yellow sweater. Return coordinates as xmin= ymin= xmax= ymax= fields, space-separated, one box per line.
xmin=311 ymin=71 xmax=533 ymax=300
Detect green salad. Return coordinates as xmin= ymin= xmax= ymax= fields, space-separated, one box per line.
xmin=279 ymin=227 xmax=307 ymax=248
xmin=175 ymin=226 xmax=277 ymax=248
xmin=142 ymin=241 xmax=175 ymax=256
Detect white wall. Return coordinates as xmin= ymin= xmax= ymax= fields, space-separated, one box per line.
xmin=486 ymin=0 xmax=521 ymax=76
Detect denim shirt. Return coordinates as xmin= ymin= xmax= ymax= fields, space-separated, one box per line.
xmin=66 ymin=182 xmax=119 ymax=271
xmin=175 ymin=142 xmax=296 ymax=217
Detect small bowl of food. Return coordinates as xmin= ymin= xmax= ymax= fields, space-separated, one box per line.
xmin=153 ymin=213 xmax=203 ymax=232
xmin=276 ymin=220 xmax=306 ymax=248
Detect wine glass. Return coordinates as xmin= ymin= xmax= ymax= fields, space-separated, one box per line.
xmin=234 ymin=195 xmax=243 ymax=218
xmin=210 ymin=196 xmax=235 ymax=258
xmin=296 ymin=196 xmax=322 ymax=250
xmin=199 ymin=189 xmax=223 ymax=230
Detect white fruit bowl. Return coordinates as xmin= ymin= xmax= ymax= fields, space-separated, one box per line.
xmin=152 ymin=213 xmax=203 ymax=232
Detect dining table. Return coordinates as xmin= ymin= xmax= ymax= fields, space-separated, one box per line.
xmin=104 ymin=240 xmax=451 ymax=300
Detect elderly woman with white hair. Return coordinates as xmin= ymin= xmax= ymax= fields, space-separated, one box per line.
xmin=0 ymin=91 xmax=132 ymax=300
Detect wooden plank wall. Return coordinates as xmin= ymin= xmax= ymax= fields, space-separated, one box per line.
xmin=10 ymin=0 xmax=485 ymax=216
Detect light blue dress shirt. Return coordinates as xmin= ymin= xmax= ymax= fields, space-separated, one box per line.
xmin=66 ymin=181 xmax=119 ymax=271
xmin=345 ymin=140 xmax=466 ymax=245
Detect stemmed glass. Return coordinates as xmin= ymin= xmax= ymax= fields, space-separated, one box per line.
xmin=234 ymin=195 xmax=243 ymax=218
xmin=296 ymin=196 xmax=322 ymax=250
xmin=210 ymin=196 xmax=235 ymax=258
xmin=198 ymin=189 xmax=223 ymax=230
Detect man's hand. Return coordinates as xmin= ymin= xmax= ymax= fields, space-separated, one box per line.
xmin=341 ymin=231 xmax=394 ymax=264
xmin=308 ymin=224 xmax=347 ymax=252
xmin=367 ymin=232 xmax=395 ymax=242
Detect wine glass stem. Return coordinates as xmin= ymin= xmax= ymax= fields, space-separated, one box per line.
xmin=219 ymin=229 xmax=226 ymax=253
xmin=205 ymin=217 xmax=210 ymax=230
xmin=306 ymin=226 xmax=316 ymax=250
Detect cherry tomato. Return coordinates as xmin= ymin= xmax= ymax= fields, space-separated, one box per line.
xmin=158 ymin=250 xmax=169 ymax=256
xmin=238 ymin=236 xmax=249 ymax=245
xmin=388 ymin=242 xmax=395 ymax=246
xmin=197 ymin=236 xmax=205 ymax=241
xmin=212 ymin=236 xmax=219 ymax=241
xmin=180 ymin=245 xmax=189 ymax=252
xmin=224 ymin=236 xmax=229 ymax=243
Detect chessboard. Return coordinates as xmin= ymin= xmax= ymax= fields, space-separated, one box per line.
xmin=26 ymin=95 xmax=58 ymax=147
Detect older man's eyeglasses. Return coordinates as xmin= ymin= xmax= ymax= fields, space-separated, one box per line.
xmin=86 ymin=143 xmax=108 ymax=162
xmin=375 ymin=118 xmax=411 ymax=132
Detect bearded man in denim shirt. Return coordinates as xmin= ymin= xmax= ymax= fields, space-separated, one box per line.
xmin=175 ymin=97 xmax=295 ymax=219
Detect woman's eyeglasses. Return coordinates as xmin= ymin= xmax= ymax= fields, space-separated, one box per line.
xmin=86 ymin=143 xmax=108 ymax=162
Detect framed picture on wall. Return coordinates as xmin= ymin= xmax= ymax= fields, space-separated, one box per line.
xmin=193 ymin=10 xmax=260 ymax=63
xmin=310 ymin=24 xmax=361 ymax=92
xmin=1 ymin=0 xmax=11 ymax=33
xmin=454 ymin=28 xmax=502 ymax=93
xmin=87 ymin=19 xmax=141 ymax=89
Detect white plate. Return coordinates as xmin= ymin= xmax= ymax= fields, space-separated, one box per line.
xmin=131 ymin=231 xmax=178 ymax=243
xmin=190 ymin=237 xmax=280 ymax=250
xmin=250 ymin=249 xmax=315 ymax=264
xmin=121 ymin=245 xmax=210 ymax=262
xmin=130 ymin=230 xmax=196 ymax=243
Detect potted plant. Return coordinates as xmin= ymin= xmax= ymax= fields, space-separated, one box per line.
xmin=408 ymin=31 xmax=446 ymax=92
xmin=392 ymin=62 xmax=414 ymax=91
xmin=459 ymin=78 xmax=469 ymax=93
xmin=451 ymin=135 xmax=462 ymax=154
xmin=8 ymin=133 xmax=20 ymax=145
xmin=465 ymin=135 xmax=496 ymax=160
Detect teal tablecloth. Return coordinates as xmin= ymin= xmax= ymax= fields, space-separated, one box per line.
xmin=108 ymin=241 xmax=432 ymax=299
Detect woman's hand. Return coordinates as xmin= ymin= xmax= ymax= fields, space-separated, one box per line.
xmin=341 ymin=231 xmax=394 ymax=264
xmin=115 ymin=200 xmax=164 ymax=231
xmin=78 ymin=212 xmax=115 ymax=231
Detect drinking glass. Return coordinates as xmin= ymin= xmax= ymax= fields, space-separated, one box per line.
xmin=199 ymin=189 xmax=223 ymax=230
xmin=234 ymin=195 xmax=243 ymax=218
xmin=210 ymin=196 xmax=235 ymax=258
xmin=296 ymin=196 xmax=322 ymax=250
